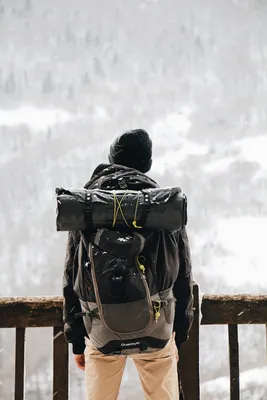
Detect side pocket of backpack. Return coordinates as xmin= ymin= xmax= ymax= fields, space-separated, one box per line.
xmin=74 ymin=260 xmax=96 ymax=302
xmin=159 ymin=288 xmax=176 ymax=324
xmin=164 ymin=300 xmax=176 ymax=324
xmin=80 ymin=300 xmax=93 ymax=336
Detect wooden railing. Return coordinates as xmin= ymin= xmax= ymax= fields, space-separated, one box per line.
xmin=1 ymin=287 xmax=267 ymax=400
xmin=0 ymin=297 xmax=69 ymax=400
xmin=201 ymin=293 xmax=267 ymax=400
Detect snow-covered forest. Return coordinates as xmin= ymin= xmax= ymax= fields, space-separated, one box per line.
xmin=0 ymin=0 xmax=267 ymax=398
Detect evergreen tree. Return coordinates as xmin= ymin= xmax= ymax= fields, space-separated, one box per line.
xmin=25 ymin=0 xmax=32 ymax=11
xmin=5 ymin=72 xmax=16 ymax=94
xmin=64 ymin=22 xmax=75 ymax=44
xmin=81 ymin=72 xmax=90 ymax=85
xmin=112 ymin=52 xmax=118 ymax=65
xmin=67 ymin=84 xmax=74 ymax=99
xmin=42 ymin=72 xmax=55 ymax=93
xmin=84 ymin=31 xmax=91 ymax=47
xmin=94 ymin=57 xmax=104 ymax=77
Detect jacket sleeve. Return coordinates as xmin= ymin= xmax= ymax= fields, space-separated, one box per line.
xmin=63 ymin=231 xmax=88 ymax=354
xmin=173 ymin=228 xmax=194 ymax=349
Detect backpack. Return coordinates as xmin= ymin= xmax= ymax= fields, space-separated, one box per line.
xmin=58 ymin=165 xmax=187 ymax=355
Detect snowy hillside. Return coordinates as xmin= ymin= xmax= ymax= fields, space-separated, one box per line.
xmin=202 ymin=367 xmax=267 ymax=400
xmin=1 ymin=0 xmax=267 ymax=398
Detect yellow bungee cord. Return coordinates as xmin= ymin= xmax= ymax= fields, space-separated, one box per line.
xmin=132 ymin=190 xmax=142 ymax=229
xmin=112 ymin=191 xmax=131 ymax=228
xmin=112 ymin=190 xmax=143 ymax=229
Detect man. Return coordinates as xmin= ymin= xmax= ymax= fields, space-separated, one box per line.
xmin=63 ymin=129 xmax=194 ymax=399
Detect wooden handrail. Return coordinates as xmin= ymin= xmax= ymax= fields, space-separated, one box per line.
xmin=0 ymin=296 xmax=63 ymax=328
xmin=2 ymin=293 xmax=267 ymax=328
xmin=2 ymin=293 xmax=267 ymax=327
xmin=201 ymin=294 xmax=267 ymax=325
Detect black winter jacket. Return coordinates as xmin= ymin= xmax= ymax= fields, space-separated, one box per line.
xmin=63 ymin=164 xmax=194 ymax=354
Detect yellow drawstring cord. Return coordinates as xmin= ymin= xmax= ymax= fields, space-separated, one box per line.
xmin=138 ymin=257 xmax=162 ymax=322
xmin=132 ymin=191 xmax=142 ymax=229
xmin=112 ymin=191 xmax=131 ymax=228
xmin=154 ymin=300 xmax=161 ymax=323
xmin=112 ymin=190 xmax=143 ymax=229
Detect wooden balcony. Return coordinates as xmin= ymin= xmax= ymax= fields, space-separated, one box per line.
xmin=1 ymin=284 xmax=267 ymax=400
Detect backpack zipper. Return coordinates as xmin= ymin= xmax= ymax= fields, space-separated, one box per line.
xmin=136 ymin=257 xmax=154 ymax=325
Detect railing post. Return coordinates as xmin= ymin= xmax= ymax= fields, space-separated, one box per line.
xmin=228 ymin=325 xmax=240 ymax=400
xmin=15 ymin=327 xmax=26 ymax=400
xmin=53 ymin=327 xmax=69 ymax=400
xmin=179 ymin=283 xmax=200 ymax=400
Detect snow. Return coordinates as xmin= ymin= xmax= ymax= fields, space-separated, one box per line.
xmin=203 ymin=133 xmax=267 ymax=178
xmin=201 ymin=367 xmax=267 ymax=400
xmin=202 ymin=156 xmax=236 ymax=174
xmin=0 ymin=106 xmax=81 ymax=131
xmin=234 ymin=134 xmax=267 ymax=169
xmin=150 ymin=109 xmax=209 ymax=174
xmin=151 ymin=108 xmax=194 ymax=143
xmin=234 ymin=134 xmax=267 ymax=179
xmin=118 ymin=237 xmax=128 ymax=242
xmin=92 ymin=105 xmax=111 ymax=121
xmin=196 ymin=216 xmax=267 ymax=290
xmin=152 ymin=141 xmax=208 ymax=174
xmin=165 ymin=109 xmax=193 ymax=133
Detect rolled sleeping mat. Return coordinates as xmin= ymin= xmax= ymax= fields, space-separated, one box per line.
xmin=55 ymin=187 xmax=187 ymax=232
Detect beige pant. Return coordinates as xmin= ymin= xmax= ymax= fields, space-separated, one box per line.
xmin=85 ymin=335 xmax=179 ymax=400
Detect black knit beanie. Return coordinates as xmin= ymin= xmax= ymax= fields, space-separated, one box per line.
xmin=108 ymin=129 xmax=153 ymax=173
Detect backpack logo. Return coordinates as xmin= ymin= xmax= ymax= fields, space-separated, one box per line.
xmin=121 ymin=342 xmax=141 ymax=348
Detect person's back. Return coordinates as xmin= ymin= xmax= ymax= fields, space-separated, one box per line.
xmin=63 ymin=129 xmax=194 ymax=400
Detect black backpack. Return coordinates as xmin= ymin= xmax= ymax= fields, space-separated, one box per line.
xmin=57 ymin=166 xmax=187 ymax=355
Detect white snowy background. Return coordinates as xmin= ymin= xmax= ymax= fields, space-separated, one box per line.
xmin=0 ymin=0 xmax=267 ymax=399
